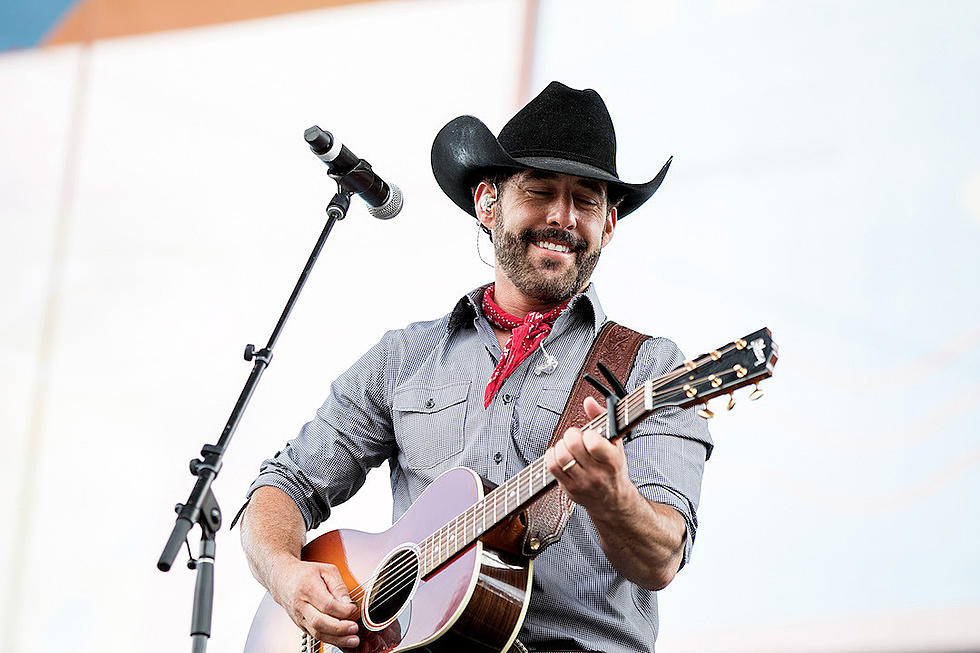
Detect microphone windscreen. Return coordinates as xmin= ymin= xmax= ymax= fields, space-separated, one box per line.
xmin=368 ymin=183 xmax=403 ymax=220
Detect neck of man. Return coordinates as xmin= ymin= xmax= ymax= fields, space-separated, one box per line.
xmin=490 ymin=268 xmax=582 ymax=319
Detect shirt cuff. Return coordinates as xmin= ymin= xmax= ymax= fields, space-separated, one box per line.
xmin=246 ymin=470 xmax=324 ymax=531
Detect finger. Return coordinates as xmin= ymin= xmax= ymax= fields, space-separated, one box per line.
xmin=319 ymin=565 xmax=357 ymax=617
xmin=583 ymin=395 xmax=604 ymax=419
xmin=544 ymin=446 xmax=556 ymax=471
xmin=581 ymin=428 xmax=622 ymax=465
xmin=302 ymin=578 xmax=349 ymax=621
xmin=303 ymin=603 xmax=360 ymax=649
xmin=553 ymin=437 xmax=577 ymax=470
xmin=563 ymin=427 xmax=592 ymax=463
xmin=547 ymin=441 xmax=575 ymax=476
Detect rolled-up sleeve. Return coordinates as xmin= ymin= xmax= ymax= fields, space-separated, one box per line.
xmin=622 ymin=337 xmax=713 ymax=569
xmin=247 ymin=331 xmax=396 ymax=530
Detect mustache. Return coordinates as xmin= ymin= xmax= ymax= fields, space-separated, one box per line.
xmin=519 ymin=228 xmax=587 ymax=252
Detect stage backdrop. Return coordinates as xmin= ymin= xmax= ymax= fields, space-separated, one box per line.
xmin=1 ymin=1 xmax=978 ymax=652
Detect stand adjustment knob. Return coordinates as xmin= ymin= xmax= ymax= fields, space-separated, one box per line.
xmin=244 ymin=344 xmax=272 ymax=364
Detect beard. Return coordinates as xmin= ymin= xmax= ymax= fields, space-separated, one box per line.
xmin=492 ymin=220 xmax=602 ymax=303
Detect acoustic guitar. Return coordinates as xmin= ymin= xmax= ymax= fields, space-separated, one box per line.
xmin=244 ymin=328 xmax=778 ymax=653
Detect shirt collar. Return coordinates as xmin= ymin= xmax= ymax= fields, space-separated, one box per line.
xmin=447 ymin=283 xmax=489 ymax=333
xmin=447 ymin=282 xmax=606 ymax=336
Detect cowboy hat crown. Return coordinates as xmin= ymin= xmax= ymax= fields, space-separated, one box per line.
xmin=430 ymin=81 xmax=671 ymax=219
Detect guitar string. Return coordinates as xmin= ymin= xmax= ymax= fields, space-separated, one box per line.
xmin=344 ymin=359 xmax=755 ymax=611
xmin=341 ymin=346 xmax=759 ymax=609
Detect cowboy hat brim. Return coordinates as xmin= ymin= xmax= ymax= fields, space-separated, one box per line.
xmin=431 ymin=115 xmax=671 ymax=219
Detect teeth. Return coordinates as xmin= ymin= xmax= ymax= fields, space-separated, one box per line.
xmin=535 ymin=241 xmax=571 ymax=253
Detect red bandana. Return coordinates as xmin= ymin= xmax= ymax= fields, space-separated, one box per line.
xmin=482 ymin=285 xmax=568 ymax=408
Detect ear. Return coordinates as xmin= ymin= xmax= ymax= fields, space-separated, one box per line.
xmin=600 ymin=206 xmax=617 ymax=248
xmin=474 ymin=181 xmax=497 ymax=230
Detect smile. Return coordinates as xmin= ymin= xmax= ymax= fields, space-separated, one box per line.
xmin=533 ymin=241 xmax=572 ymax=253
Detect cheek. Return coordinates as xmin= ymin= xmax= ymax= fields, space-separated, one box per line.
xmin=582 ymin=217 xmax=608 ymax=246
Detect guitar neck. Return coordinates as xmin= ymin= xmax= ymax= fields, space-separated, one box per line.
xmin=417 ymin=327 xmax=777 ymax=577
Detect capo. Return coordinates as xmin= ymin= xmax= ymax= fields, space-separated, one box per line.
xmin=584 ymin=362 xmax=627 ymax=441
xmin=596 ymin=361 xmax=627 ymax=398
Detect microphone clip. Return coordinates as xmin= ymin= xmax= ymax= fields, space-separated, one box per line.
xmin=326 ymin=188 xmax=351 ymax=221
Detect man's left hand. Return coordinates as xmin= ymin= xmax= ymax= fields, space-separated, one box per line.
xmin=545 ymin=395 xmax=637 ymax=513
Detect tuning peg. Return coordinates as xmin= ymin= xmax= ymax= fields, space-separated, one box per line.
xmin=697 ymin=404 xmax=714 ymax=419
xmin=727 ymin=394 xmax=736 ymax=410
xmin=749 ymin=383 xmax=764 ymax=400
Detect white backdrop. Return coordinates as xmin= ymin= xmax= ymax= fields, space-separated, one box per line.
xmin=2 ymin=1 xmax=978 ymax=652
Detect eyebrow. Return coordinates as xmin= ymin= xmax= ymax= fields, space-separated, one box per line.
xmin=521 ymin=170 xmax=606 ymax=196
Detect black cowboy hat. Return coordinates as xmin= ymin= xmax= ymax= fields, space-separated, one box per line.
xmin=430 ymin=81 xmax=672 ymax=219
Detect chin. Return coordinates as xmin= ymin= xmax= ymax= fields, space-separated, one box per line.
xmin=518 ymin=277 xmax=580 ymax=303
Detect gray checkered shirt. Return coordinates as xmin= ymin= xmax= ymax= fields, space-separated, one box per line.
xmin=248 ymin=284 xmax=712 ymax=652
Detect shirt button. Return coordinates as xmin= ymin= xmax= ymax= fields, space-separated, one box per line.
xmin=424 ymin=398 xmax=435 ymax=409
xmin=493 ymin=452 xmax=503 ymax=464
xmin=502 ymin=393 xmax=513 ymax=404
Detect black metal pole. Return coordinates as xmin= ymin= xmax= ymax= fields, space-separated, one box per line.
xmin=157 ymin=185 xmax=353 ymax=653
xmin=190 ymin=529 xmax=215 ymax=653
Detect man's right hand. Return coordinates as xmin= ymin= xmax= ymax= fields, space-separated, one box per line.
xmin=241 ymin=487 xmax=362 ymax=649
xmin=270 ymin=556 xmax=361 ymax=649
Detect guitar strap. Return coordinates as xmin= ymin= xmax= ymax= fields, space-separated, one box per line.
xmin=519 ymin=321 xmax=650 ymax=558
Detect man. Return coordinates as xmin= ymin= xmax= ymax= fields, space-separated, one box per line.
xmin=241 ymin=82 xmax=712 ymax=653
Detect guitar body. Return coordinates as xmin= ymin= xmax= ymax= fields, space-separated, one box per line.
xmin=244 ymin=467 xmax=533 ymax=653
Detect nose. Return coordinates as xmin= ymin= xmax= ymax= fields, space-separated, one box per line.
xmin=546 ymin=192 xmax=576 ymax=231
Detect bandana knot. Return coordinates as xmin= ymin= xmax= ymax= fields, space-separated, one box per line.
xmin=482 ymin=285 xmax=567 ymax=407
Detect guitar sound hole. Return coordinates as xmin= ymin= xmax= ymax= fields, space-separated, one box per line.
xmin=365 ymin=548 xmax=419 ymax=627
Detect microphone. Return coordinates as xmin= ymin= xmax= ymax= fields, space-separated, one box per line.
xmin=304 ymin=125 xmax=403 ymax=219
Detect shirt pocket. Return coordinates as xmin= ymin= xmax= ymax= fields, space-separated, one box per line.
xmin=393 ymin=380 xmax=470 ymax=470
xmin=520 ymin=386 xmax=570 ymax=455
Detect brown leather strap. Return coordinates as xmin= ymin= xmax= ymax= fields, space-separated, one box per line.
xmin=519 ymin=321 xmax=650 ymax=557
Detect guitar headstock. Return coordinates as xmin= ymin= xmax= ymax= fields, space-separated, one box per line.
xmin=647 ymin=327 xmax=778 ymax=417
xmin=593 ymin=328 xmax=779 ymax=441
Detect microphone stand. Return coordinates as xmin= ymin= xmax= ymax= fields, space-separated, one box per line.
xmin=157 ymin=182 xmax=355 ymax=653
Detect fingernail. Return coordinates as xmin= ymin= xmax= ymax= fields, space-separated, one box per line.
xmin=345 ymin=636 xmax=359 ymax=647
